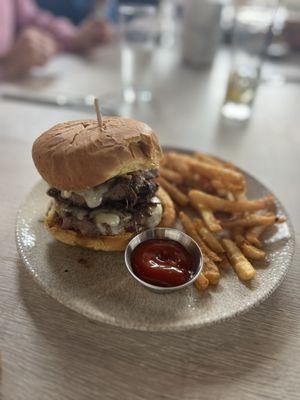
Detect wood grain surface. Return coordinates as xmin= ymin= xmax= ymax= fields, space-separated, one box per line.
xmin=0 ymin=47 xmax=299 ymax=400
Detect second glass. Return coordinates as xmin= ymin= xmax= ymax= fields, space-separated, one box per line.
xmin=119 ymin=4 xmax=157 ymax=104
xmin=222 ymin=3 xmax=276 ymax=121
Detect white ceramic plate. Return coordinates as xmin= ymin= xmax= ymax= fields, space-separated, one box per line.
xmin=16 ymin=160 xmax=295 ymax=331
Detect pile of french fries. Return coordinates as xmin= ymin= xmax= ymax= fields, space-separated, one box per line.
xmin=158 ymin=151 xmax=286 ymax=291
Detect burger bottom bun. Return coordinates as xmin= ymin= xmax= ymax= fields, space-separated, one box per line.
xmin=44 ymin=187 xmax=176 ymax=251
xmin=45 ymin=209 xmax=134 ymax=251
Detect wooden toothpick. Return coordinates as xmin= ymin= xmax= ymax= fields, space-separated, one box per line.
xmin=94 ymin=98 xmax=102 ymax=130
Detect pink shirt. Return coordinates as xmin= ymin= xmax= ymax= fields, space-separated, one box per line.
xmin=0 ymin=0 xmax=78 ymax=57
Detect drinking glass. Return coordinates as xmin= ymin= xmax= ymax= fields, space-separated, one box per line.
xmin=182 ymin=0 xmax=222 ymax=67
xmin=119 ymin=4 xmax=157 ymax=104
xmin=222 ymin=3 xmax=277 ymax=121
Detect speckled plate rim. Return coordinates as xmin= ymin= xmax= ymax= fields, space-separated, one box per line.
xmin=15 ymin=150 xmax=296 ymax=332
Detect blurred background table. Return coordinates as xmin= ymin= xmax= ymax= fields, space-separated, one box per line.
xmin=1 ymin=44 xmax=300 ymax=400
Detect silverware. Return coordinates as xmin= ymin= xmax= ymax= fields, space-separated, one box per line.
xmin=0 ymin=89 xmax=117 ymax=115
xmin=124 ymin=228 xmax=203 ymax=294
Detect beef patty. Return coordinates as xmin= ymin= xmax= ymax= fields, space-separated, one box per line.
xmin=52 ymin=198 xmax=162 ymax=237
xmin=47 ymin=170 xmax=162 ymax=237
xmin=47 ymin=169 xmax=158 ymax=211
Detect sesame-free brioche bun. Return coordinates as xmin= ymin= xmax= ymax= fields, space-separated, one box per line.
xmin=32 ymin=117 xmax=162 ymax=191
xmin=44 ymin=187 xmax=176 ymax=251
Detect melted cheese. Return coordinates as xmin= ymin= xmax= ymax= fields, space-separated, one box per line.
xmin=90 ymin=209 xmax=125 ymax=235
xmin=61 ymin=191 xmax=72 ymax=199
xmin=77 ymin=183 xmax=111 ymax=208
xmin=145 ymin=201 xmax=163 ymax=228
xmin=94 ymin=212 xmax=121 ymax=228
xmin=61 ymin=182 xmax=111 ymax=209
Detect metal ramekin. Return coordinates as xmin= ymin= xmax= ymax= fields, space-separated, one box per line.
xmin=124 ymin=228 xmax=203 ymax=293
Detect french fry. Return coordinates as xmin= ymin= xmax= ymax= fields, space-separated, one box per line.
xmin=157 ymin=187 xmax=176 ymax=228
xmin=216 ymin=160 xmax=236 ymax=171
xmin=159 ymin=167 xmax=183 ymax=185
xmin=211 ymin=179 xmax=245 ymax=195
xmin=157 ymin=177 xmax=189 ymax=207
xmin=191 ymin=202 xmax=223 ymax=233
xmin=203 ymin=255 xmax=220 ymax=285
xmin=193 ymin=152 xmax=236 ymax=170
xmin=222 ymin=239 xmax=256 ymax=281
xmin=179 ymin=212 xmax=221 ymax=262
xmin=194 ymin=218 xmax=224 ymax=254
xmin=226 ymin=192 xmax=235 ymax=202
xmin=233 ymin=192 xmax=248 ymax=217
xmin=178 ymin=211 xmax=199 ymax=242
xmin=197 ymin=236 xmax=222 ymax=262
xmin=185 ymin=175 xmax=215 ymax=193
xmin=232 ymin=228 xmax=246 ymax=245
xmin=245 ymin=225 xmax=268 ymax=247
xmin=195 ymin=273 xmax=209 ymax=291
xmin=222 ymin=214 xmax=283 ymax=229
xmin=219 ymin=255 xmax=231 ymax=270
xmin=166 ymin=153 xmax=244 ymax=185
xmin=193 ymin=217 xmax=204 ymax=228
xmin=163 ymin=162 xmax=215 ymax=193
xmin=189 ymin=190 xmax=274 ymax=213
xmin=235 ymin=192 xmax=247 ymax=201
xmin=163 ymin=153 xmax=215 ymax=193
xmin=193 ymin=152 xmax=223 ymax=167
xmin=215 ymin=188 xmax=228 ymax=198
xmin=213 ymin=187 xmax=236 ymax=200
xmin=240 ymin=243 xmax=266 ymax=260
xmin=232 ymin=230 xmax=266 ymax=261
xmin=162 ymin=154 xmax=190 ymax=174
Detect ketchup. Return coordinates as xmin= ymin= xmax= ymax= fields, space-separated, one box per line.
xmin=131 ymin=239 xmax=197 ymax=287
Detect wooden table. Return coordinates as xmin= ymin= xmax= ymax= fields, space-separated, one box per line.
xmin=1 ymin=46 xmax=299 ymax=400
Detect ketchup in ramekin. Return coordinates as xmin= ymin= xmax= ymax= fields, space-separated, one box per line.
xmin=130 ymin=239 xmax=198 ymax=287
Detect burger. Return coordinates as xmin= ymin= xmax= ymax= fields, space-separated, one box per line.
xmin=32 ymin=117 xmax=175 ymax=251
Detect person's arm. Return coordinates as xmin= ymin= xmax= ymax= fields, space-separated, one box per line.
xmin=15 ymin=0 xmax=78 ymax=51
xmin=0 ymin=28 xmax=58 ymax=78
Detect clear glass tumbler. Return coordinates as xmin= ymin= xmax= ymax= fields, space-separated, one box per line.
xmin=222 ymin=3 xmax=277 ymax=121
xmin=119 ymin=4 xmax=157 ymax=104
